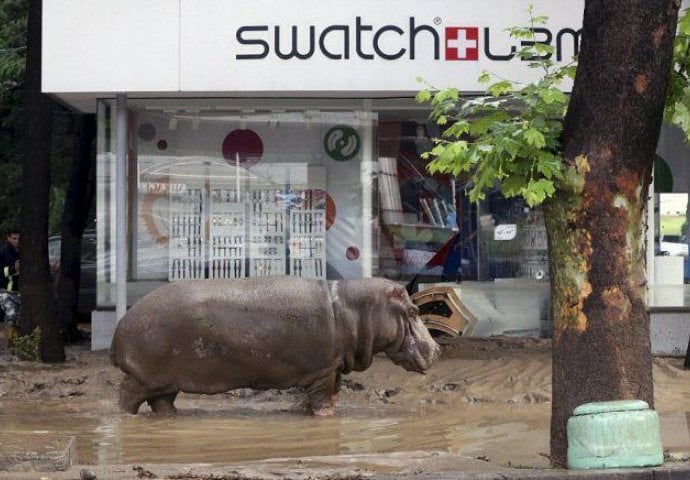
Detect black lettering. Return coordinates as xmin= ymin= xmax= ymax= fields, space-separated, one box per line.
xmin=275 ymin=26 xmax=315 ymax=60
xmin=520 ymin=28 xmax=552 ymax=60
xmin=409 ymin=17 xmax=439 ymax=59
xmin=356 ymin=16 xmax=374 ymax=59
xmin=319 ymin=25 xmax=350 ymax=59
xmin=236 ymin=26 xmax=269 ymax=60
xmin=483 ymin=27 xmax=515 ymax=60
xmin=556 ymin=28 xmax=581 ymax=61
xmin=373 ymin=25 xmax=406 ymax=60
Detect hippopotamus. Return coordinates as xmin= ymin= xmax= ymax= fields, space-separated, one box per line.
xmin=110 ymin=276 xmax=440 ymax=415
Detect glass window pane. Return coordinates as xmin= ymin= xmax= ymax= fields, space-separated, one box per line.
xmin=96 ymin=102 xmax=380 ymax=305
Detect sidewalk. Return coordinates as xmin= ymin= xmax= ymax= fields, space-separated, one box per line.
xmin=3 ymin=443 xmax=690 ymax=480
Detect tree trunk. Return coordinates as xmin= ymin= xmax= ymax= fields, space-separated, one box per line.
xmin=20 ymin=0 xmax=64 ymax=362
xmin=57 ymin=114 xmax=96 ymax=336
xmin=547 ymin=0 xmax=678 ymax=466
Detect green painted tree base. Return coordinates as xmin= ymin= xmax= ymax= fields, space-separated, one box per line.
xmin=567 ymin=400 xmax=663 ymax=469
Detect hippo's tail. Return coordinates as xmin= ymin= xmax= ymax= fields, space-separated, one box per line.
xmin=109 ymin=342 xmax=118 ymax=367
xmin=109 ymin=329 xmax=120 ymax=367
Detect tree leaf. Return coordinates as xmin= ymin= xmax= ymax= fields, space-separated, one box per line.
xmin=416 ymin=89 xmax=432 ymax=104
xmin=488 ymin=80 xmax=513 ymax=97
xmin=523 ymin=128 xmax=546 ymax=148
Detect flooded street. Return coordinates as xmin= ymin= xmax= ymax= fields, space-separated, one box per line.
xmin=2 ymin=337 xmax=690 ymax=476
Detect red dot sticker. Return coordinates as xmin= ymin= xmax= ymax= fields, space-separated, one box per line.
xmin=222 ymin=129 xmax=264 ymax=166
xmin=138 ymin=123 xmax=156 ymax=142
xmin=346 ymin=246 xmax=360 ymax=260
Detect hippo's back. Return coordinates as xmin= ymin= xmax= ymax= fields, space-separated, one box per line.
xmin=110 ymin=277 xmax=336 ymax=392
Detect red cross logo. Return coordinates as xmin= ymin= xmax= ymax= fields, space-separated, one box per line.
xmin=445 ymin=27 xmax=479 ymax=61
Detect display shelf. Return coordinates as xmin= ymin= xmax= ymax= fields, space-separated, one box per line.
xmin=168 ymin=187 xmax=205 ymax=281
xmin=521 ymin=225 xmax=548 ymax=250
xmin=209 ymin=188 xmax=246 ymax=279
xmin=249 ymin=188 xmax=287 ymax=277
xmin=287 ymin=189 xmax=326 ymax=279
xmin=167 ymin=174 xmax=327 ymax=281
xmin=519 ymin=214 xmax=548 ymax=281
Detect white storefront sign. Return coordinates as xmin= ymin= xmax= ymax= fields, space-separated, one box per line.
xmin=494 ymin=224 xmax=518 ymax=241
xmin=43 ymin=0 xmax=583 ymax=97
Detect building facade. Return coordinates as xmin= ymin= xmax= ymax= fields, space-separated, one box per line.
xmin=42 ymin=0 xmax=690 ymax=350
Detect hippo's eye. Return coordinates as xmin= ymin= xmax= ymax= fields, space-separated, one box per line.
xmin=408 ymin=306 xmax=419 ymax=318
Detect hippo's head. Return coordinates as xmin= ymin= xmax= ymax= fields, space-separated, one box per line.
xmin=382 ymin=287 xmax=441 ymax=374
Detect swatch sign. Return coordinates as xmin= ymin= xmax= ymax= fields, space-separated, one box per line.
xmin=234 ymin=17 xmax=581 ymax=63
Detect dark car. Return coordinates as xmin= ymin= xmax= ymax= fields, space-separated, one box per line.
xmin=48 ymin=230 xmax=97 ymax=316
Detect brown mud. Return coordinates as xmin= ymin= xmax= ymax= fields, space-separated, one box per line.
xmin=1 ymin=330 xmax=690 ymax=479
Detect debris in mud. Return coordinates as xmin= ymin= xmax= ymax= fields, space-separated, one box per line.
xmin=80 ymin=468 xmax=98 ymax=480
xmin=431 ymin=382 xmax=461 ymax=392
xmin=665 ymin=450 xmax=690 ymax=462
xmin=133 ymin=465 xmax=158 ymax=478
xmin=462 ymin=395 xmax=491 ymax=404
xmin=60 ymin=390 xmax=85 ymax=398
xmin=341 ymin=379 xmax=364 ymax=391
xmin=29 ymin=382 xmax=46 ymax=392
xmin=508 ymin=393 xmax=550 ymax=404
xmin=372 ymin=387 xmax=399 ymax=402
xmin=62 ymin=376 xmax=86 ymax=385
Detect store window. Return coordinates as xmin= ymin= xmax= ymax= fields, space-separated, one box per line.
xmin=651 ymin=125 xmax=690 ymax=308
xmin=372 ymin=108 xmax=550 ymax=337
xmin=94 ymin=98 xmax=557 ymax=336
xmin=96 ymin=98 xmax=553 ymax=323
xmin=96 ymin=99 xmax=378 ymax=307
xmin=374 ymin=111 xmax=548 ymax=286
xmin=376 ymin=119 xmax=461 ymax=281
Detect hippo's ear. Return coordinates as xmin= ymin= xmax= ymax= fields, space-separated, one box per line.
xmin=386 ymin=285 xmax=413 ymax=318
xmin=387 ymin=285 xmax=407 ymax=305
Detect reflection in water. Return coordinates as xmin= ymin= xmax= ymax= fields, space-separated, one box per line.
xmin=658 ymin=412 xmax=690 ymax=453
xmin=0 ymin=399 xmax=557 ymax=465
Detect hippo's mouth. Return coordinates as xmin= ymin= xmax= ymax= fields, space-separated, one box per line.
xmin=388 ymin=337 xmax=440 ymax=374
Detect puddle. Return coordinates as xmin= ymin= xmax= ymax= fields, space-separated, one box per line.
xmin=0 ymin=399 xmax=551 ymax=466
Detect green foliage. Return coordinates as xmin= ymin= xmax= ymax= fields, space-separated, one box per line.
xmin=0 ymin=0 xmax=27 ymax=235
xmin=49 ymin=185 xmax=65 ymax=235
xmin=666 ymin=7 xmax=690 ymax=140
xmin=6 ymin=326 xmax=41 ymax=361
xmin=0 ymin=161 xmax=20 ymax=233
xmin=416 ymin=7 xmax=574 ymax=207
xmin=0 ymin=0 xmax=80 ymax=236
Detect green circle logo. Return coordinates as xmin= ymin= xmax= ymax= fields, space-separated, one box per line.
xmin=324 ymin=125 xmax=360 ymax=161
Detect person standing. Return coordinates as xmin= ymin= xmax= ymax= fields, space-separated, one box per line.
xmin=0 ymin=229 xmax=20 ymax=325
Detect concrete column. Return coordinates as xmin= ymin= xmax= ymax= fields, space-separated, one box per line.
xmin=115 ymin=94 xmax=128 ymax=320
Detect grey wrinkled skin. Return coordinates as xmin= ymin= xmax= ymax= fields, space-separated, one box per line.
xmin=110 ymin=277 xmax=440 ymax=416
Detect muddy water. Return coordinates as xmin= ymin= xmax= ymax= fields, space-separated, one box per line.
xmin=4 ymin=346 xmax=690 ymax=469
xmin=0 ymin=399 xmax=552 ymax=466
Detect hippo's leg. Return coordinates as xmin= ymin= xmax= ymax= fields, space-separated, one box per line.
xmin=307 ymin=371 xmax=338 ymax=416
xmin=119 ymin=374 xmax=153 ymax=414
xmin=147 ymin=392 xmax=178 ymax=414
xmin=331 ymin=373 xmax=343 ymax=403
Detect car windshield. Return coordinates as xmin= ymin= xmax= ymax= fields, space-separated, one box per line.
xmin=48 ymin=232 xmax=97 ymax=264
xmin=662 ymin=235 xmax=685 ymax=243
xmin=48 ymin=239 xmax=60 ymax=263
